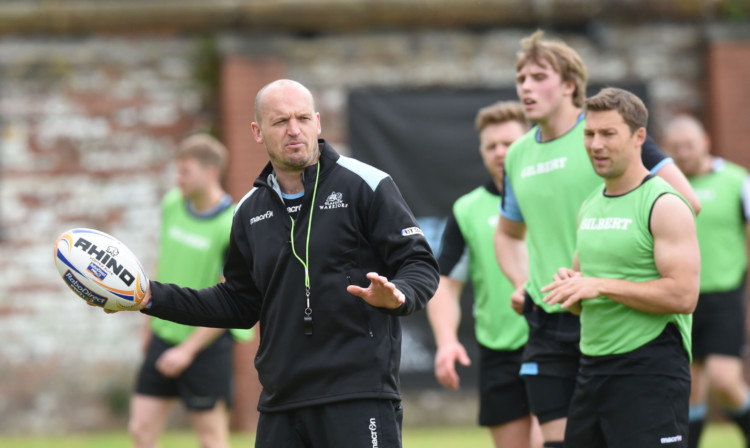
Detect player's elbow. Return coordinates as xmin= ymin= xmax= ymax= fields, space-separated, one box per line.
xmin=676 ymin=295 xmax=698 ymax=314
xmin=674 ymin=283 xmax=699 ymax=314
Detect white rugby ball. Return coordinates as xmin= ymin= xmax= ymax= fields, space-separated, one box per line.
xmin=54 ymin=228 xmax=149 ymax=311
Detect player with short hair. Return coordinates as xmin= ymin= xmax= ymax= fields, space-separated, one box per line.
xmin=110 ymin=79 xmax=438 ymax=448
xmin=662 ymin=115 xmax=750 ymax=448
xmin=543 ymin=87 xmax=699 ymax=447
xmin=493 ymin=30 xmax=701 ymax=447
xmin=129 ymin=134 xmax=253 ymax=448
xmin=427 ymin=101 xmax=541 ymax=447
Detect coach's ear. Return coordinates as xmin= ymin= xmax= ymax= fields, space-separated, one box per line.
xmin=251 ymin=121 xmax=264 ymax=144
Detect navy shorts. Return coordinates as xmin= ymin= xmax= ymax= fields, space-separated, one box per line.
xmin=477 ymin=345 xmax=531 ymax=427
xmin=520 ymin=292 xmax=580 ymax=423
xmin=692 ymin=284 xmax=746 ymax=360
xmin=256 ymin=399 xmax=403 ymax=448
xmin=135 ymin=332 xmax=234 ymax=411
xmin=565 ymin=373 xmax=689 ymax=447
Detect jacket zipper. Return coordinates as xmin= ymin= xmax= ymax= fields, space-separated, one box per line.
xmin=347 ymin=274 xmax=374 ymax=338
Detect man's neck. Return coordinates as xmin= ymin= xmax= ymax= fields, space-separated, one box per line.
xmin=275 ymin=169 xmax=306 ymax=195
xmin=274 ymin=146 xmax=321 ymax=194
xmin=604 ymin=166 xmax=650 ymax=196
xmin=537 ymin=104 xmax=582 ymax=142
xmin=190 ymin=184 xmax=226 ymax=211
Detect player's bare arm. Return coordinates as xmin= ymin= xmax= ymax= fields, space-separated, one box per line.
xmin=657 ymin=162 xmax=702 ymax=215
xmin=156 ymin=327 xmax=226 ymax=378
xmin=543 ymin=194 xmax=699 ymax=314
xmin=153 ymin=274 xmax=235 ymax=377
xmin=346 ymin=272 xmax=406 ymax=309
xmin=427 ymin=276 xmax=471 ymax=390
xmin=494 ymin=216 xmax=528 ymax=314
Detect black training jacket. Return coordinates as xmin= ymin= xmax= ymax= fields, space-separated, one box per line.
xmin=145 ymin=140 xmax=439 ymax=412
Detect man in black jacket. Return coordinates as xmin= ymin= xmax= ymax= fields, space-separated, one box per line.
xmin=122 ymin=79 xmax=440 ymax=447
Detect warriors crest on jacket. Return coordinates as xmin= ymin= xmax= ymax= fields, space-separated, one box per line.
xmin=320 ymin=191 xmax=349 ymax=209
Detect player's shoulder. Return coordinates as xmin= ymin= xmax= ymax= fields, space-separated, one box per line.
xmin=507 ymin=126 xmax=538 ymax=155
xmin=652 ymin=191 xmax=694 ymax=224
xmin=457 ymin=184 xmax=490 ymax=202
xmin=162 ymin=188 xmax=183 ymax=205
xmin=714 ymin=157 xmax=748 ymax=178
xmin=580 ymin=183 xmax=605 ymax=209
xmin=649 ymin=177 xmax=694 ymax=218
xmin=453 ymin=185 xmax=490 ymax=212
xmin=216 ymin=199 xmax=236 ymax=223
xmin=647 ymin=175 xmax=684 ymax=200
xmin=161 ymin=188 xmax=186 ymax=216
xmin=504 ymin=127 xmax=539 ymax=174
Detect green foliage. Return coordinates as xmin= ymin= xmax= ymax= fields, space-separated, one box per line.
xmin=723 ymin=0 xmax=748 ymax=21
xmin=193 ymin=35 xmax=221 ymax=96
xmin=191 ymin=34 xmax=222 ymax=138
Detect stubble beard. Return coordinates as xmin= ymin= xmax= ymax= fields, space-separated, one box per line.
xmin=279 ymin=141 xmax=320 ymax=171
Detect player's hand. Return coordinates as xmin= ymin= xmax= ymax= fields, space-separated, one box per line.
xmin=434 ymin=341 xmax=471 ymax=390
xmin=346 ymin=272 xmax=405 ymax=310
xmin=85 ymin=301 xmax=121 ymax=314
xmin=541 ymin=274 xmax=601 ymax=310
xmin=155 ymin=345 xmax=195 ymax=378
xmin=510 ymin=285 xmax=526 ymax=315
xmin=552 ymin=267 xmax=581 ymax=282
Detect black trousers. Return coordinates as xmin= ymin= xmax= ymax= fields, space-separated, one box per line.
xmin=255 ymin=399 xmax=404 ymax=448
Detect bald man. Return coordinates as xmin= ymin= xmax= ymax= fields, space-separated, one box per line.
xmin=663 ymin=115 xmax=750 ymax=448
xmin=114 ymin=79 xmax=439 ymax=448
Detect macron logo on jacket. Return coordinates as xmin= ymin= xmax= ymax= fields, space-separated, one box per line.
xmin=250 ymin=210 xmax=273 ymax=225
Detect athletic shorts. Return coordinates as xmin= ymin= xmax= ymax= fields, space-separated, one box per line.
xmin=565 ymin=373 xmax=690 ymax=448
xmin=692 ymin=284 xmax=746 ymax=360
xmin=255 ymin=399 xmax=403 ymax=448
xmin=519 ymin=292 xmax=580 ymax=423
xmin=135 ymin=332 xmax=233 ymax=411
xmin=477 ymin=344 xmax=530 ymax=427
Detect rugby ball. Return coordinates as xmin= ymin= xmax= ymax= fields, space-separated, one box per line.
xmin=54 ymin=228 xmax=149 ymax=311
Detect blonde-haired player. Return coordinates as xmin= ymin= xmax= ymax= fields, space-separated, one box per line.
xmin=428 ymin=101 xmax=541 ymax=447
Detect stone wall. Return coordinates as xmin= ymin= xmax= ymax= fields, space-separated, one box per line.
xmin=220 ymin=23 xmax=708 ymax=143
xmin=0 ymin=36 xmax=214 ymax=432
xmin=0 ymin=22 xmax=746 ymax=432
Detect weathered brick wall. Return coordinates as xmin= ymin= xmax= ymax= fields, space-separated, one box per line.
xmin=0 ymin=22 xmax=745 ymax=433
xmin=220 ymin=23 xmax=708 ymax=146
xmin=0 ymin=37 xmax=213 ymax=433
xmin=708 ymin=40 xmax=750 ymax=167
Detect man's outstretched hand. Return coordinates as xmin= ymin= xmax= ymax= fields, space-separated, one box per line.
xmin=87 ymin=282 xmax=152 ymax=314
xmin=346 ymin=272 xmax=405 ymax=310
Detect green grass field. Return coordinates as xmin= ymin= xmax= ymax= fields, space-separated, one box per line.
xmin=0 ymin=424 xmax=743 ymax=447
